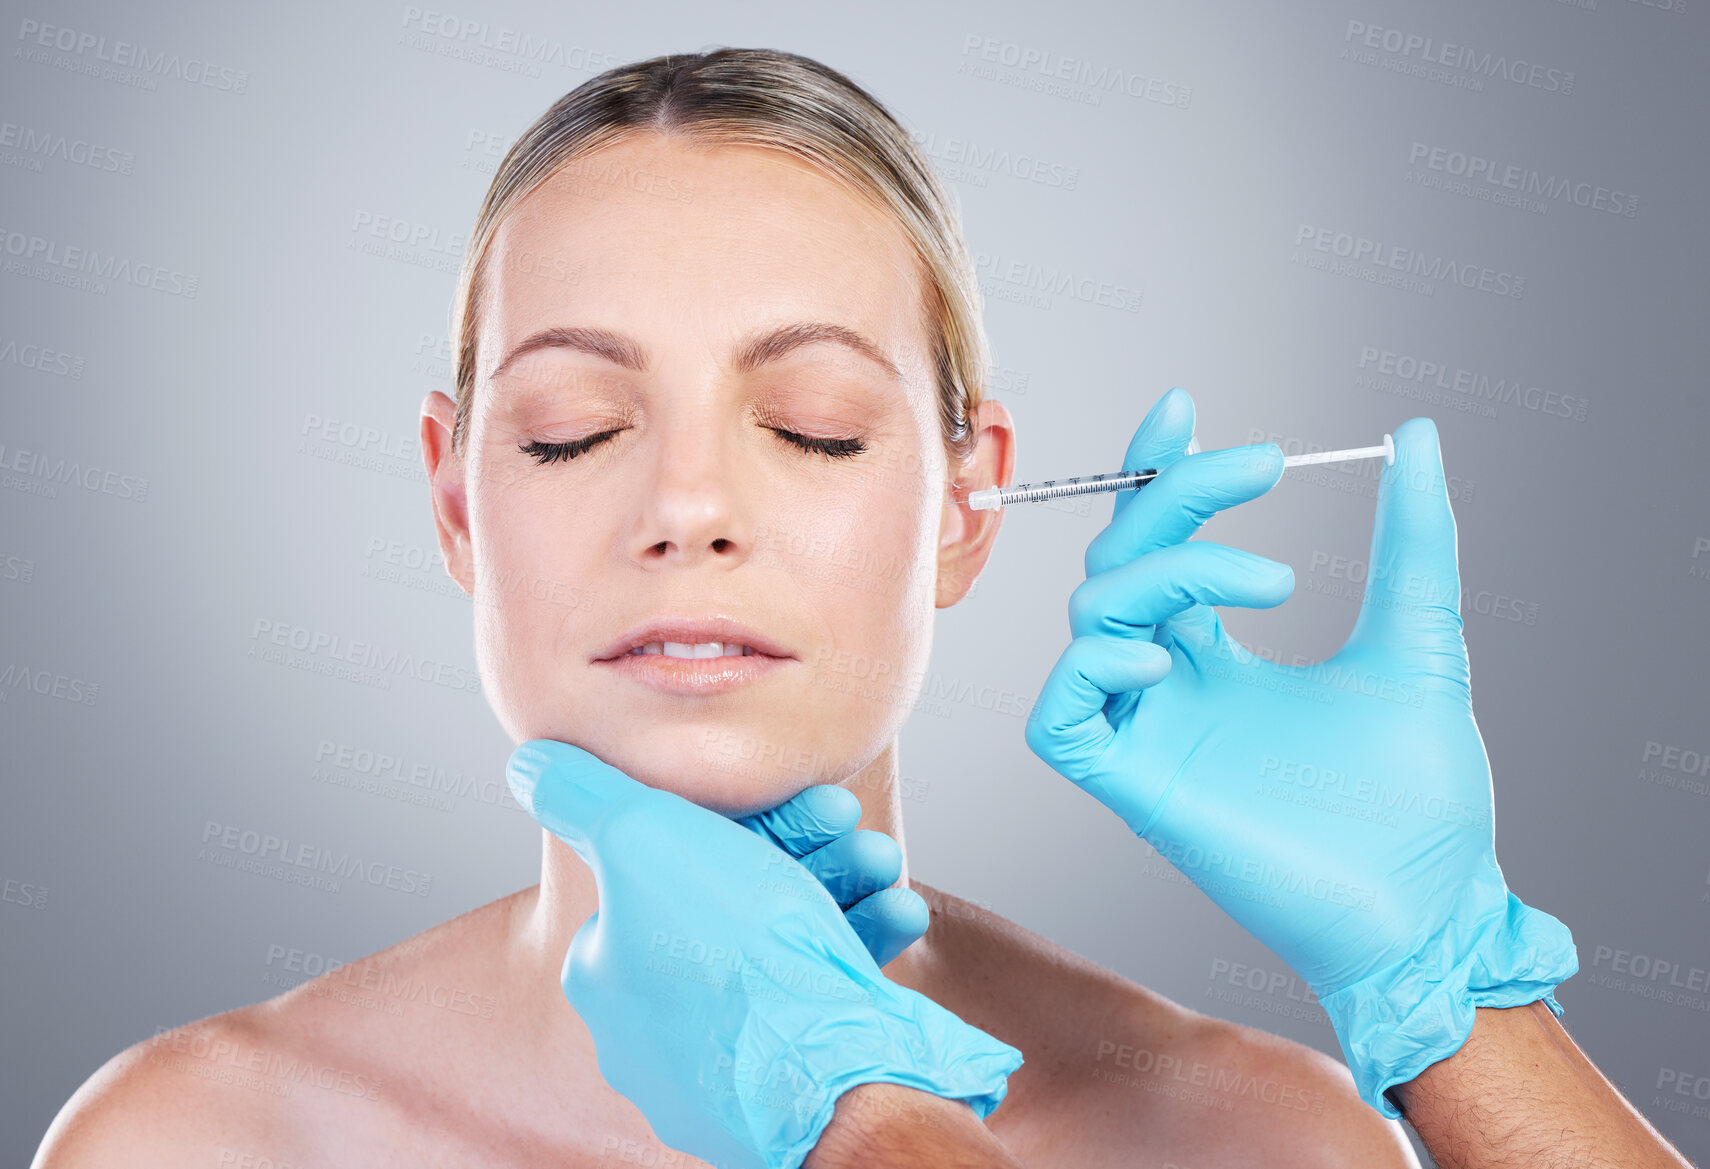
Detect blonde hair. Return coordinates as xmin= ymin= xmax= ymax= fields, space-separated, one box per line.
xmin=449 ymin=47 xmax=987 ymax=465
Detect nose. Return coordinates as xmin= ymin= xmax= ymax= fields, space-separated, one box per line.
xmin=627 ymin=422 xmax=751 ymax=569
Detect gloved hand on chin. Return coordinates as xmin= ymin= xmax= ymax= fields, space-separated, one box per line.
xmin=508 ymin=740 xmax=1024 ymax=1169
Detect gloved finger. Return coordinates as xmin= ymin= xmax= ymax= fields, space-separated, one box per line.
xmin=797 ymin=829 xmax=903 ymax=909
xmin=1069 ymin=542 xmax=1295 ymax=638
xmin=1110 ymin=387 xmax=1198 ymax=521
xmin=845 ymin=886 xmax=931 ymax=967
xmin=1086 ymin=444 xmax=1285 ymax=576
xmin=506 ymin=738 xmax=644 ymax=865
xmin=1154 ymin=601 xmax=1226 ymax=656
xmin=737 ymin=783 xmax=861 ymax=858
xmin=1342 ymin=418 xmax=1467 ymax=655
xmin=1023 ymin=636 xmax=1173 ymax=783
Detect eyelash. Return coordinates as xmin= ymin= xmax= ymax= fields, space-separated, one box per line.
xmin=768 ymin=428 xmax=867 ymax=460
xmin=518 ymin=429 xmax=623 ymax=464
xmin=518 ymin=427 xmax=867 ymax=464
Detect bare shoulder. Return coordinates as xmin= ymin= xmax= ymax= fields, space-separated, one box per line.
xmin=910 ymin=882 xmax=1418 ymax=1169
xmin=31 ymin=1008 xmax=319 ymax=1169
xmin=34 ymin=888 xmax=535 ymax=1169
xmin=1139 ymin=1014 xmax=1421 ymax=1168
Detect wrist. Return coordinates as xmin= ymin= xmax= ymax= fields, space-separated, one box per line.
xmin=804 ymin=1083 xmax=1021 ymax=1169
xmin=1316 ymin=890 xmax=1577 ymax=1117
xmin=1390 ymin=1001 xmax=1694 ymax=1168
xmin=767 ymin=989 xmax=1022 ymax=1169
xmin=1389 ymin=1000 xmax=1547 ymax=1115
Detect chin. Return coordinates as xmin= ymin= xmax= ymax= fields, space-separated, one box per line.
xmin=569 ymin=722 xmax=829 ymax=820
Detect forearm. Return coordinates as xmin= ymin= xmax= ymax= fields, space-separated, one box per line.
xmin=804 ymin=1083 xmax=1025 ymax=1169
xmin=1392 ymin=1000 xmax=1691 ymax=1169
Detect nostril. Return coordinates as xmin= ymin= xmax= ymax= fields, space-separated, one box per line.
xmin=712 ymin=538 xmax=732 ymax=553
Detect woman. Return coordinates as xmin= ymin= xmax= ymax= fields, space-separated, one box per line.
xmin=35 ymin=49 xmax=1414 ymax=1167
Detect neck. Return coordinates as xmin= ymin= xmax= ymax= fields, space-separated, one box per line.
xmin=514 ymin=739 xmax=934 ymax=1018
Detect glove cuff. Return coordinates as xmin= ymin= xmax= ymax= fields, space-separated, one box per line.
xmin=1317 ymin=891 xmax=1578 ymax=1118
xmin=774 ymin=994 xmax=1024 ymax=1169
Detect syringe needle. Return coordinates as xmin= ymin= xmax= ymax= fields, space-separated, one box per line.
xmin=967 ymin=434 xmax=1394 ymax=511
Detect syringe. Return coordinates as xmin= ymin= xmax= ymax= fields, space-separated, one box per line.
xmin=966 ymin=435 xmax=1394 ymax=511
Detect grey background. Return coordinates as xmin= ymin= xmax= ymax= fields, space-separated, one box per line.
xmin=3 ymin=0 xmax=1707 ymax=1163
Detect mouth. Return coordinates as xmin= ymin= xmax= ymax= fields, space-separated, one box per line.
xmin=626 ymin=641 xmax=760 ymax=659
xmin=593 ymin=619 xmax=795 ymax=697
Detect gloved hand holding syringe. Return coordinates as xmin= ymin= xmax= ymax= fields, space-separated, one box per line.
xmin=1019 ymin=387 xmax=1577 ymax=1119
xmin=966 ymin=434 xmax=1394 ymax=510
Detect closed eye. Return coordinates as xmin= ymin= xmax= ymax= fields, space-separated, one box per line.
xmin=519 ymin=429 xmax=624 ymax=464
xmin=519 ymin=426 xmax=865 ymax=464
xmin=769 ymin=428 xmax=867 ymax=459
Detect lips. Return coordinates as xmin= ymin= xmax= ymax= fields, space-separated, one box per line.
xmin=593 ymin=619 xmax=793 ymax=662
xmin=592 ymin=618 xmax=795 ymax=698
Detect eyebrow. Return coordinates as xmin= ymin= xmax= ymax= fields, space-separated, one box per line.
xmin=488 ymin=320 xmax=902 ymax=384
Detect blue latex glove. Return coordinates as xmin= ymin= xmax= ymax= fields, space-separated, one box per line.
xmin=508 ymin=740 xmax=1024 ymax=1169
xmin=1025 ymin=388 xmax=1577 ymax=1116
xmin=735 ymin=782 xmax=929 ymax=969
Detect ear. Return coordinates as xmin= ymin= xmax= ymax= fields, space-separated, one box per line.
xmin=936 ymin=398 xmax=1016 ymax=608
xmin=420 ymin=391 xmax=476 ymax=596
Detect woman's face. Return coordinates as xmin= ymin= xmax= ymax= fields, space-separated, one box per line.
xmin=422 ymin=132 xmax=1009 ymax=817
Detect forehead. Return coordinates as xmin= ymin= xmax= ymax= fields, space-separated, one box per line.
xmin=479 ymin=133 xmax=932 ymax=372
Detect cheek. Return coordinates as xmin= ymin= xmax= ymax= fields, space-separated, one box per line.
xmin=465 ymin=455 xmax=605 ymax=728
xmin=762 ymin=471 xmax=939 ymax=695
